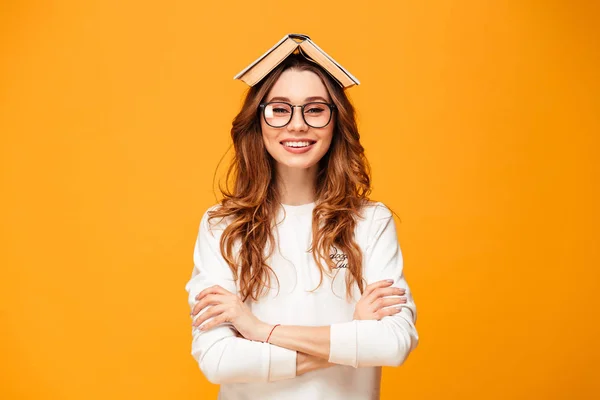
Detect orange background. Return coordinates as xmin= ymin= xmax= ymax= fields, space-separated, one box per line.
xmin=1 ymin=1 xmax=599 ymax=399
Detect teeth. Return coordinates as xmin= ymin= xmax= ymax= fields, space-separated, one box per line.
xmin=282 ymin=141 xmax=312 ymax=148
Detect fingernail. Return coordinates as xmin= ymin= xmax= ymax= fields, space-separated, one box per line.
xmin=386 ymin=279 xmax=394 ymax=283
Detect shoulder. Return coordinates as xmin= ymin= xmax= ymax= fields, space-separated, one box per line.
xmin=358 ymin=200 xmax=394 ymax=223
xmin=198 ymin=202 xmax=230 ymax=236
xmin=354 ymin=200 xmax=395 ymax=244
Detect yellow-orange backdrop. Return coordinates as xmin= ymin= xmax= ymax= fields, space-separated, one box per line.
xmin=1 ymin=1 xmax=598 ymax=399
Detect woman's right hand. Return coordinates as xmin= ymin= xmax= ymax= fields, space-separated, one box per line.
xmin=353 ymin=279 xmax=407 ymax=320
xmin=297 ymin=279 xmax=407 ymax=375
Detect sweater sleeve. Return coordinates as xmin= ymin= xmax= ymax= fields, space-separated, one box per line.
xmin=184 ymin=206 xmax=297 ymax=384
xmin=328 ymin=202 xmax=419 ymax=368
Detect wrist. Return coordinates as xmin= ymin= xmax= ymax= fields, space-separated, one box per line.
xmin=253 ymin=321 xmax=273 ymax=343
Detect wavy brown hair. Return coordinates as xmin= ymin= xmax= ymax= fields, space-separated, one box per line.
xmin=209 ymin=53 xmax=373 ymax=302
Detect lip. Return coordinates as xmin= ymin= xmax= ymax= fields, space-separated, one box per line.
xmin=280 ymin=139 xmax=317 ymax=154
xmin=279 ymin=138 xmax=317 ymax=144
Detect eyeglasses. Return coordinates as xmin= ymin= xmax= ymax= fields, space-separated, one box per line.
xmin=259 ymin=101 xmax=336 ymax=128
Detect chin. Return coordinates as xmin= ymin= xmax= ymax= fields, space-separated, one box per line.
xmin=277 ymin=158 xmax=319 ymax=170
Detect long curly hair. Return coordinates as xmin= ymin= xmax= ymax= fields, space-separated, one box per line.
xmin=209 ymin=53 xmax=373 ymax=302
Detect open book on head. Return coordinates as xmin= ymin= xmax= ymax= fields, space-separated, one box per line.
xmin=233 ymin=33 xmax=360 ymax=89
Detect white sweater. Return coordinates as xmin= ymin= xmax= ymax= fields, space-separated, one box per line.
xmin=185 ymin=201 xmax=418 ymax=400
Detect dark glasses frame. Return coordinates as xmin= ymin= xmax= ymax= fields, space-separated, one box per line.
xmin=259 ymin=101 xmax=337 ymax=128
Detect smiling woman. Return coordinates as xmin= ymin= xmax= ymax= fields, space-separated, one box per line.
xmin=184 ymin=36 xmax=418 ymax=400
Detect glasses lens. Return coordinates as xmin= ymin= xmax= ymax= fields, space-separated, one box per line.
xmin=264 ymin=103 xmax=292 ymax=127
xmin=303 ymin=103 xmax=331 ymax=128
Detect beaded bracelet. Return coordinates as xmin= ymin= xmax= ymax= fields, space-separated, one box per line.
xmin=266 ymin=324 xmax=280 ymax=343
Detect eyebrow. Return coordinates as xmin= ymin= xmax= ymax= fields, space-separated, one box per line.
xmin=268 ymin=96 xmax=330 ymax=103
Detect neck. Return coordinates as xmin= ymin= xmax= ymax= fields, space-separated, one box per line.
xmin=276 ymin=163 xmax=318 ymax=206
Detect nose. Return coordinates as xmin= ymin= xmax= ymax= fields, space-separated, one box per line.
xmin=287 ymin=106 xmax=308 ymax=132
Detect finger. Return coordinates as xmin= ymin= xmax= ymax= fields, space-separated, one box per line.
xmin=195 ymin=285 xmax=229 ymax=301
xmin=199 ymin=313 xmax=229 ymax=331
xmin=191 ymin=294 xmax=226 ymax=316
xmin=191 ymin=294 xmax=217 ymax=316
xmin=192 ymin=304 xmax=226 ymax=327
xmin=363 ymin=279 xmax=394 ymax=297
xmin=372 ymin=296 xmax=408 ymax=311
xmin=376 ymin=306 xmax=403 ymax=320
xmin=368 ymin=286 xmax=406 ymax=303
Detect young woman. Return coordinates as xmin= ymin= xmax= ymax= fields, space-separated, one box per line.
xmin=185 ymin=53 xmax=418 ymax=399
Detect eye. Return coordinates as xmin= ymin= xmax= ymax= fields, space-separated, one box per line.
xmin=305 ymin=105 xmax=326 ymax=114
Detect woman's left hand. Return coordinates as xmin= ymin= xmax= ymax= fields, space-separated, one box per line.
xmin=191 ymin=285 xmax=270 ymax=342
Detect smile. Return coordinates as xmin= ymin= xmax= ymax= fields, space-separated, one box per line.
xmin=280 ymin=140 xmax=316 ymax=148
xmin=280 ymin=140 xmax=317 ymax=154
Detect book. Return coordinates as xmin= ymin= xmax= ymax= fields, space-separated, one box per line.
xmin=233 ymin=33 xmax=360 ymax=89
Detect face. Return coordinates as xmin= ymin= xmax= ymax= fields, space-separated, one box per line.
xmin=260 ymin=69 xmax=335 ymax=173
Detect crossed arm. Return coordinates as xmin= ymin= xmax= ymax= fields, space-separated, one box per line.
xmin=190 ymin=279 xmax=408 ymax=376
xmin=185 ymin=204 xmax=419 ymax=384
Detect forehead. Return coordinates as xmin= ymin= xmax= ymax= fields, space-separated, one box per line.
xmin=266 ymin=69 xmax=331 ymax=102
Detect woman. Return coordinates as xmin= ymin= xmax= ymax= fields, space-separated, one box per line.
xmin=185 ymin=52 xmax=418 ymax=399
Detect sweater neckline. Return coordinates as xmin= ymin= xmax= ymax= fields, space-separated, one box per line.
xmin=281 ymin=201 xmax=316 ymax=215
